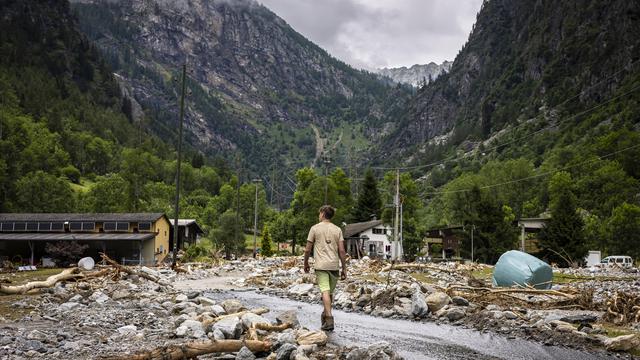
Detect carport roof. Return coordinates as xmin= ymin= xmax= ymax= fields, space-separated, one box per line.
xmin=0 ymin=233 xmax=155 ymax=241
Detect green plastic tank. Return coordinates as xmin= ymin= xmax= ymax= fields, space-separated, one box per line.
xmin=492 ymin=250 xmax=553 ymax=289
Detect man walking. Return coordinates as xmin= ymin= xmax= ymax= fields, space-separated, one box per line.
xmin=304 ymin=205 xmax=347 ymax=331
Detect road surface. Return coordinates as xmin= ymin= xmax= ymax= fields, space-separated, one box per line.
xmin=207 ymin=290 xmax=616 ymax=360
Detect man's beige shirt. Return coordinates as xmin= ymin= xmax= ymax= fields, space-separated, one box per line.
xmin=307 ymin=221 xmax=343 ymax=271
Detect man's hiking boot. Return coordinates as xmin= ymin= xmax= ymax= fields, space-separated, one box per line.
xmin=321 ymin=315 xmax=334 ymax=331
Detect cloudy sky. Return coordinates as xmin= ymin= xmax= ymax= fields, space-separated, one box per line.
xmin=260 ymin=0 xmax=483 ymax=70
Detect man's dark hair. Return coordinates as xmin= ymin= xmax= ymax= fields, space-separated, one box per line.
xmin=319 ymin=205 xmax=335 ymax=220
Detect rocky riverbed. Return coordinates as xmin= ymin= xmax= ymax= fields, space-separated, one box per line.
xmin=0 ymin=265 xmax=402 ymax=359
xmin=1 ymin=257 xmax=639 ymax=359
xmin=180 ymin=257 xmax=640 ymax=357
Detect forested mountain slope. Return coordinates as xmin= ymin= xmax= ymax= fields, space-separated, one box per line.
xmin=70 ymin=0 xmax=412 ymax=173
xmin=381 ymin=0 xmax=640 ymax=163
xmin=0 ymin=0 xmax=232 ymax=216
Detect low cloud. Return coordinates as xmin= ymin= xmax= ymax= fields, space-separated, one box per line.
xmin=260 ymin=0 xmax=483 ymax=70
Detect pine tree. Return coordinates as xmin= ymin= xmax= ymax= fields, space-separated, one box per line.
xmin=261 ymin=224 xmax=274 ymax=257
xmin=352 ymin=168 xmax=381 ymax=222
xmin=539 ymin=172 xmax=586 ymax=267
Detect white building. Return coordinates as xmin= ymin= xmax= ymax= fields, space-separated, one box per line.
xmin=343 ymin=220 xmax=394 ymax=259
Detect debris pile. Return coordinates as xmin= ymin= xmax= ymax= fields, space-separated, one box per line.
xmin=220 ymin=256 xmax=640 ymax=353
xmin=0 ymin=257 xmax=404 ymax=360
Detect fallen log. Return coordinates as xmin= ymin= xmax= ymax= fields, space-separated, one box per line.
xmin=102 ymin=339 xmax=271 ymax=360
xmin=0 ymin=268 xmax=83 ymax=295
xmin=99 ymin=253 xmax=163 ymax=284
xmin=381 ymin=263 xmax=446 ymax=272
xmin=254 ymin=322 xmax=291 ymax=332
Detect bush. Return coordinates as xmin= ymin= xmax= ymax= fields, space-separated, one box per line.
xmin=182 ymin=239 xmax=215 ymax=262
xmin=61 ymin=165 xmax=81 ymax=184
xmin=45 ymin=241 xmax=89 ymax=266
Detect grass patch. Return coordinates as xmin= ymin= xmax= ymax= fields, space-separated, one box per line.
xmin=409 ymin=272 xmax=439 ymax=284
xmin=0 ymin=268 xmax=65 ymax=285
xmin=471 ymin=267 xmax=493 ymax=280
xmin=0 ymin=268 xmax=67 ymax=320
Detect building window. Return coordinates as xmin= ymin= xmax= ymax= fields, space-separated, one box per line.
xmin=385 ymin=245 xmax=391 ymax=252
xmin=372 ymin=228 xmax=386 ymax=235
xmin=0 ymin=222 xmax=13 ymax=231
xmin=38 ymin=222 xmax=52 ymax=231
xmin=26 ymin=222 xmax=38 ymax=231
xmin=69 ymin=222 xmax=83 ymax=231
xmin=13 ymin=222 xmax=26 ymax=231
xmin=82 ymin=222 xmax=95 ymax=231
xmin=138 ymin=222 xmax=152 ymax=232
xmin=51 ymin=222 xmax=64 ymax=231
xmin=104 ymin=222 xmax=129 ymax=232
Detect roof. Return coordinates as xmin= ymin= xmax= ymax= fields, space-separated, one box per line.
xmin=0 ymin=233 xmax=156 ymax=241
xmin=0 ymin=213 xmax=167 ymax=223
xmin=170 ymin=219 xmax=204 ymax=234
xmin=343 ymin=220 xmax=384 ymax=238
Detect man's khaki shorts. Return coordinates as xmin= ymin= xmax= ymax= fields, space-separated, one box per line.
xmin=315 ymin=270 xmax=339 ymax=293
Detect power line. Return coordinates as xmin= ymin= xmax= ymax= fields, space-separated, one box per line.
xmin=421 ymin=142 xmax=640 ymax=197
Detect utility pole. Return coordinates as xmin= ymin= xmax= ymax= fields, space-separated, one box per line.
xmin=252 ymin=179 xmax=262 ymax=258
xmin=471 ymin=224 xmax=475 ymax=263
xmin=323 ymin=153 xmax=331 ymax=204
xmin=172 ymin=63 xmax=187 ymax=267
xmin=393 ymin=168 xmax=400 ymax=261
xmin=399 ymin=199 xmax=403 ymax=261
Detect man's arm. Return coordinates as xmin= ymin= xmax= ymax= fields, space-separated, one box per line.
xmin=304 ymin=227 xmax=314 ymax=273
xmin=338 ymin=239 xmax=347 ymax=280
xmin=303 ymin=241 xmax=313 ymax=273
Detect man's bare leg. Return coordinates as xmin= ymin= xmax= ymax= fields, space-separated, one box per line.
xmin=322 ymin=291 xmax=332 ymax=317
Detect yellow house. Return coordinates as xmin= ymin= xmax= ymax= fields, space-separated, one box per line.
xmin=0 ymin=213 xmax=171 ymax=266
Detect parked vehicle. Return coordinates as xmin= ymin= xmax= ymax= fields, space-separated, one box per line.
xmin=599 ymin=255 xmax=634 ymax=268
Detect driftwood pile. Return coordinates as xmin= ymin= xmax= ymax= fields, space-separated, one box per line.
xmin=604 ymin=292 xmax=640 ymax=325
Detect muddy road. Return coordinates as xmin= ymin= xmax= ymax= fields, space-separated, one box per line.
xmin=208 ymin=290 xmax=615 ymax=360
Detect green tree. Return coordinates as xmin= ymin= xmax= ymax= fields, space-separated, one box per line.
xmin=211 ymin=210 xmax=245 ymax=259
xmin=538 ymin=172 xmax=586 ymax=267
xmin=605 ymin=203 xmax=640 ymax=259
xmin=261 ymin=224 xmax=274 ymax=257
xmin=352 ymin=168 xmax=381 ymax=222
xmin=14 ymin=171 xmax=75 ymax=212
xmin=85 ymin=174 xmax=129 ymax=212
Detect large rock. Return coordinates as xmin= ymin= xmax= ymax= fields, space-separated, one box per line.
xmin=425 ymin=292 xmax=451 ymax=313
xmin=59 ymin=302 xmax=82 ymax=312
xmin=604 ymin=334 xmax=640 ymax=351
xmin=241 ymin=313 xmax=270 ymax=329
xmin=445 ymin=308 xmax=466 ymax=322
xmin=90 ymin=291 xmax=110 ymax=304
xmin=175 ymin=319 xmax=206 ymax=338
xmin=346 ymin=342 xmax=400 ymax=360
xmin=236 ymin=346 xmax=256 ymax=360
xmin=451 ymin=296 xmax=469 ymax=307
xmin=210 ymin=305 xmax=227 ymax=316
xmin=276 ymin=343 xmax=297 ymax=360
xmin=213 ymin=316 xmax=242 ymax=339
xmin=393 ymin=297 xmax=412 ymax=316
xmin=411 ymin=291 xmax=429 ymax=317
xmin=117 ymin=325 xmax=137 ymax=337
xmin=296 ymin=330 xmax=327 ymax=346
xmin=276 ymin=310 xmax=300 ymax=328
xmin=221 ymin=299 xmax=246 ymax=314
xmin=288 ymin=284 xmax=314 ymax=296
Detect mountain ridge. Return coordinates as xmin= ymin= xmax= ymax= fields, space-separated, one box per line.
xmin=377 ymin=61 xmax=452 ymax=87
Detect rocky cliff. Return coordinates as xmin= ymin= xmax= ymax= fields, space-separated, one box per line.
xmin=71 ymin=0 xmax=411 ymax=172
xmin=380 ymin=0 xmax=640 ymax=162
xmin=377 ymin=61 xmax=452 ymax=87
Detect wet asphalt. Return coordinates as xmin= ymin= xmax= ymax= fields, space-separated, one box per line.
xmin=207 ymin=290 xmax=618 ymax=360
